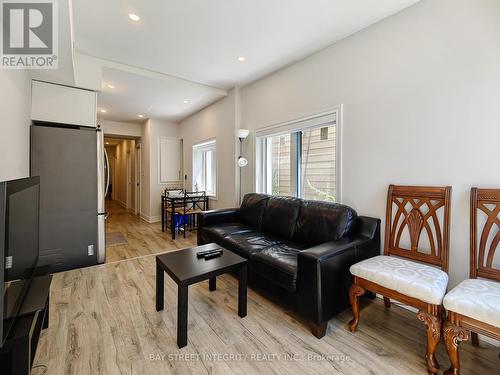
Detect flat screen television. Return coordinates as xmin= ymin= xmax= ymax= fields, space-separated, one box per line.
xmin=0 ymin=176 xmax=40 ymax=348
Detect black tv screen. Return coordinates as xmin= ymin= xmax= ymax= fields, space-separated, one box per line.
xmin=0 ymin=176 xmax=40 ymax=347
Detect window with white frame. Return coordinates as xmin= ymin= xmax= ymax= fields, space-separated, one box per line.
xmin=192 ymin=140 xmax=216 ymax=196
xmin=256 ymin=111 xmax=340 ymax=202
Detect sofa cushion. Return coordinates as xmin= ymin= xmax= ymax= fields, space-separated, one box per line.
xmin=239 ymin=193 xmax=270 ymax=229
xmin=350 ymin=255 xmax=448 ymax=305
xmin=251 ymin=242 xmax=307 ymax=292
xmin=443 ymin=279 xmax=500 ymax=328
xmin=200 ymin=223 xmax=253 ymax=243
xmin=261 ymin=196 xmax=302 ymax=240
xmin=222 ymin=231 xmax=282 ymax=259
xmin=294 ymin=200 xmax=357 ymax=247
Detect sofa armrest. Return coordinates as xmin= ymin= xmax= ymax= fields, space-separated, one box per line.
xmin=351 ymin=216 xmax=380 ymax=240
xmin=299 ymin=238 xmax=364 ymax=262
xmin=296 ymin=217 xmax=381 ymax=326
xmin=198 ymin=208 xmax=240 ymax=228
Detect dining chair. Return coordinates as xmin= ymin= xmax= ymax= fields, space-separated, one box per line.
xmin=442 ymin=188 xmax=500 ymax=375
xmin=349 ymin=185 xmax=452 ymax=374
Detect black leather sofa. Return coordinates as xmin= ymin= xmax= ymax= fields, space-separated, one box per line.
xmin=197 ymin=193 xmax=380 ymax=338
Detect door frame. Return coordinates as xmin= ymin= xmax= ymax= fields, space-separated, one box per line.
xmin=135 ymin=144 xmax=141 ymax=215
xmin=109 ymin=156 xmax=116 ymax=201
xmin=126 ymin=150 xmax=132 ymax=210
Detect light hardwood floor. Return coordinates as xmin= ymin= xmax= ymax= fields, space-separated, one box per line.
xmin=35 ymin=263 xmax=499 ymax=374
xmin=104 ymin=200 xmax=195 ymax=263
xmin=33 ymin=203 xmax=499 ymax=375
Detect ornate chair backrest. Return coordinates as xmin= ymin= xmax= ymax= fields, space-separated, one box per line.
xmin=384 ymin=185 xmax=452 ymax=272
xmin=470 ymin=188 xmax=500 ymax=281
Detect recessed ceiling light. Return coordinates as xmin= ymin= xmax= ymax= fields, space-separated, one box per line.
xmin=100 ymin=109 xmax=107 ymax=113
xmin=137 ymin=114 xmax=144 ymax=118
xmin=129 ymin=13 xmax=140 ymax=22
xmin=107 ymin=84 xmax=115 ymax=89
xmin=183 ymin=100 xmax=189 ymax=104
xmin=237 ymin=56 xmax=246 ymax=62
xmin=105 ymin=142 xmax=109 ymax=145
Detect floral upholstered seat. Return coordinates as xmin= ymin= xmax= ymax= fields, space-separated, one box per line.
xmin=443 ymin=278 xmax=500 ymax=328
xmin=350 ymin=255 xmax=448 ymax=305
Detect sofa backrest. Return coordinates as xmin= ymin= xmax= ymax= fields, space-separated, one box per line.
xmin=261 ymin=196 xmax=302 ymax=239
xmin=239 ymin=193 xmax=270 ymax=229
xmin=240 ymin=193 xmax=357 ymax=245
xmin=293 ymin=200 xmax=357 ymax=247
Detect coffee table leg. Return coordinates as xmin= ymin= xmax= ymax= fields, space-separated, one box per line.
xmin=209 ymin=277 xmax=216 ymax=291
xmin=177 ymin=285 xmax=188 ymax=348
xmin=238 ymin=265 xmax=247 ymax=318
xmin=156 ymin=262 xmax=164 ymax=311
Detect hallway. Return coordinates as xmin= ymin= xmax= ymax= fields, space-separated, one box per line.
xmin=104 ymin=200 xmax=196 ymax=263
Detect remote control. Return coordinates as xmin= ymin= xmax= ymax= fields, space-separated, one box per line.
xmin=204 ymin=250 xmax=223 ymax=260
xmin=196 ymin=248 xmax=220 ymax=258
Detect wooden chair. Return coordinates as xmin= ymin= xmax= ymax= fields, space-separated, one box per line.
xmin=349 ymin=185 xmax=452 ymax=374
xmin=442 ymin=188 xmax=500 ymax=375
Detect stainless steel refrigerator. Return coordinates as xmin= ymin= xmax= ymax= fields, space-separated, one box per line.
xmin=31 ymin=123 xmax=108 ymax=272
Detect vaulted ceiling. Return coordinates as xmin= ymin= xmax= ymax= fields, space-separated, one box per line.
xmin=33 ymin=0 xmax=420 ymax=122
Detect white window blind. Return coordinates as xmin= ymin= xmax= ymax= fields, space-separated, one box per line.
xmin=255 ymin=112 xmax=336 ymax=137
xmin=192 ymin=140 xmax=217 ymax=196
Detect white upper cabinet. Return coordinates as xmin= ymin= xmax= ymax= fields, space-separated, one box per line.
xmin=31 ymin=80 xmax=97 ymax=127
xmin=158 ymin=136 xmax=182 ymax=183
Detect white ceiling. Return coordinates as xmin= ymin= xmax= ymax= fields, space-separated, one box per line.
xmin=69 ymin=0 xmax=420 ymax=122
xmin=98 ymin=67 xmax=227 ymax=122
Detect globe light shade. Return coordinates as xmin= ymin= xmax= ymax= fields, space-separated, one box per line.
xmin=235 ymin=129 xmax=250 ymax=139
xmin=237 ymin=156 xmax=248 ymax=167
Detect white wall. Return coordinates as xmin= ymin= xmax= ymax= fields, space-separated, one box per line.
xmin=141 ymin=119 xmax=180 ymax=221
xmin=180 ymin=89 xmax=239 ymax=209
xmin=99 ymin=118 xmax=142 ymax=138
xmin=0 ymin=71 xmax=31 ymax=180
xmin=240 ymin=0 xmax=500 ymax=287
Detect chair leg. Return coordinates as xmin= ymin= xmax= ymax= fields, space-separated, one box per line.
xmin=443 ymin=321 xmax=470 ymax=375
xmin=348 ymin=284 xmax=365 ymax=332
xmin=383 ymin=297 xmax=391 ymax=308
xmin=171 ymin=213 xmax=176 ymax=240
xmin=417 ymin=311 xmax=441 ymax=374
xmin=471 ymin=332 xmax=479 ymax=347
xmin=183 ymin=215 xmax=186 ymax=238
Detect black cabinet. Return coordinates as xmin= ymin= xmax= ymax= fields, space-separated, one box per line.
xmin=0 ymin=274 xmax=52 ymax=375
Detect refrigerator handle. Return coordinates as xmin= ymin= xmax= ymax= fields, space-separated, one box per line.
xmin=96 ymin=127 xmax=105 ymax=209
xmin=104 ymin=147 xmax=110 ymax=197
xmin=96 ymin=126 xmax=106 ymax=263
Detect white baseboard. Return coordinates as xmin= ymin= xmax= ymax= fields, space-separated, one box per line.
xmin=140 ymin=213 xmax=161 ymax=223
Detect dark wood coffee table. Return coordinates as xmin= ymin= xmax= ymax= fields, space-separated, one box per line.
xmin=155 ymin=243 xmax=248 ymax=348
